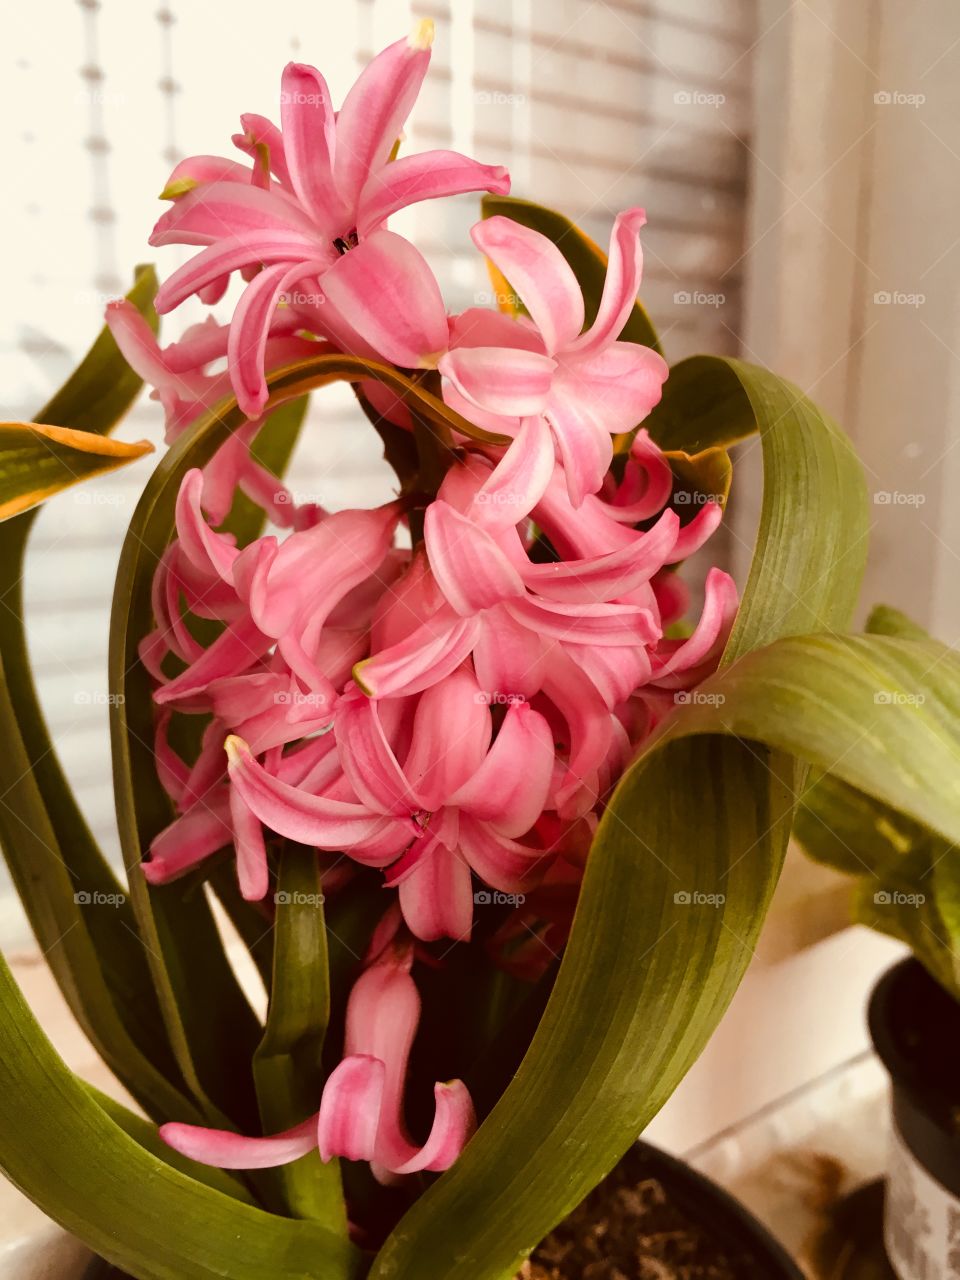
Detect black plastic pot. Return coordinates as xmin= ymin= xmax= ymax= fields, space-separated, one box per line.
xmin=869 ymin=956 xmax=960 ymax=1277
xmin=528 ymin=1139 xmax=804 ymax=1278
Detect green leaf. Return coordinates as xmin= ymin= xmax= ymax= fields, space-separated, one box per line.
xmin=480 ymin=195 xmax=662 ymax=355
xmin=253 ymin=847 xmax=346 ymax=1228
xmin=0 ymin=266 xmax=195 ymax=1122
xmin=794 ymin=605 xmax=960 ymax=995
xmin=369 ymin=359 xmax=869 ymax=1280
xmin=0 ymin=948 xmax=361 ymax=1280
xmin=0 ymin=422 xmax=152 ymax=520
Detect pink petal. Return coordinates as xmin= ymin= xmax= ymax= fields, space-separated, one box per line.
xmin=155 ymin=233 xmax=323 ymax=314
xmin=424 ymin=501 xmax=525 ymax=616
xmin=175 ymin=470 xmax=238 ymax=582
xmin=557 ymin=340 xmax=668 ymax=435
xmin=228 ymin=260 xmax=325 ymax=418
xmin=229 ymin=780 xmax=269 ymax=902
xmin=317 ymin=1055 xmax=385 ymax=1163
xmin=150 ymin=182 xmax=316 ymax=248
xmin=397 ymin=843 xmax=473 ymax=942
xmin=668 ymin=501 xmax=724 ymax=562
xmin=358 ymin=150 xmax=509 ymax=238
xmin=449 ymin=701 xmax=554 ymax=836
xmin=160 ymin=1116 xmax=318 ymax=1170
xmin=153 ymin=616 xmax=271 ymax=706
xmin=333 ymin=28 xmax=433 ymax=215
xmin=448 ymin=307 xmax=544 ymax=352
xmin=320 ymin=230 xmax=448 ymax=368
xmin=388 ymin=1080 xmax=475 ymax=1175
xmin=470 ymin=415 xmax=554 ymax=530
xmin=234 ymin=112 xmax=292 ymax=188
xmin=279 ymin=63 xmax=344 ymax=235
xmin=473 ymin=613 xmax=550 ymax=700
xmin=355 ymin=609 xmax=481 ymax=699
xmin=226 ymin=736 xmax=413 ymax=854
xmin=651 ymin=567 xmax=738 ymax=685
xmin=542 ymin=653 xmax=615 ymax=808
xmin=335 ymin=692 xmax=415 ymax=815
xmin=571 ymin=207 xmax=647 ymax=355
xmin=143 ymin=792 xmax=231 ymax=885
xmin=438 ymin=347 xmax=556 ymax=417
xmin=609 ymin=428 xmax=675 ymax=522
xmin=104 ymin=301 xmax=172 ymax=391
xmin=505 ymin=596 xmax=660 ymax=647
xmin=471 ymin=215 xmax=585 ymax=355
xmin=522 ymin=510 xmax=679 ymax=602
xmin=545 ymin=397 xmax=614 ymax=507
xmin=402 ymin=666 xmax=492 ymax=809
xmin=458 ymin=815 xmax=549 ymax=894
xmin=160 ymin=154 xmax=251 ymax=194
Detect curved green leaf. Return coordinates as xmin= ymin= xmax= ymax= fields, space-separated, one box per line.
xmin=480 ymin=195 xmax=662 ymax=355
xmin=0 ymin=423 xmax=152 ymax=520
xmin=369 ymin=360 xmax=869 ymax=1279
xmin=0 ymin=266 xmax=195 ymax=1121
xmin=253 ymin=847 xmax=345 ymax=1227
xmin=0 ymin=949 xmax=361 ymax=1280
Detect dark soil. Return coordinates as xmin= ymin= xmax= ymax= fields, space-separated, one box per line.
xmin=517 ymin=1147 xmax=778 ymax=1280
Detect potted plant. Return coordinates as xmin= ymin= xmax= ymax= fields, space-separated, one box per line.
xmin=1 ymin=23 xmax=957 ymax=1280
xmin=796 ymin=606 xmax=960 ymax=1278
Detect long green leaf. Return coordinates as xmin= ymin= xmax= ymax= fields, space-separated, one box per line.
xmin=0 ymin=422 xmax=152 ymax=520
xmin=480 ymin=195 xmax=662 ymax=354
xmin=254 ymin=848 xmax=346 ymax=1227
xmin=369 ymin=360 xmax=869 ymax=1279
xmin=0 ymin=949 xmax=361 ymax=1280
xmin=0 ymin=266 xmax=195 ymax=1120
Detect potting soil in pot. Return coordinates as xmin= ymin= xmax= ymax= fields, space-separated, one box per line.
xmin=516 ymin=1146 xmax=780 ymax=1279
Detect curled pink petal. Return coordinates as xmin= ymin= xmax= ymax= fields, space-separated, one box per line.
xmin=317 ymin=1055 xmax=385 ymax=1163
xmin=424 ymin=501 xmax=525 ymax=616
xmin=358 ymin=150 xmax=510 ymax=239
xmin=471 ymin=215 xmax=585 ymax=355
xmin=160 ymin=1116 xmax=318 ymax=1170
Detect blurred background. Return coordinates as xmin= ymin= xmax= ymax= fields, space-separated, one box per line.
xmin=1 ymin=0 xmax=958 ymax=948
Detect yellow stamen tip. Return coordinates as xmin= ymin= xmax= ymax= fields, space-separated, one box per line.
xmin=159 ymin=177 xmax=198 ymax=201
xmin=409 ymin=18 xmax=435 ymax=51
xmin=224 ymin=734 xmax=248 ymax=765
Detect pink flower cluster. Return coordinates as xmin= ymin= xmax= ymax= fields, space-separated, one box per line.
xmin=115 ymin=25 xmax=737 ymax=1184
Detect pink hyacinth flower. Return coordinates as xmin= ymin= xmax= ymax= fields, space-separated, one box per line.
xmin=227 ymin=666 xmax=557 ymax=940
xmin=149 ymin=22 xmax=510 ymax=417
xmin=160 ymin=948 xmax=474 ymax=1183
xmin=439 ymin=210 xmax=670 ymax=505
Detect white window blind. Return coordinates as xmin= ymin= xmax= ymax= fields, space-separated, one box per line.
xmin=0 ymin=0 xmax=756 ymax=933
